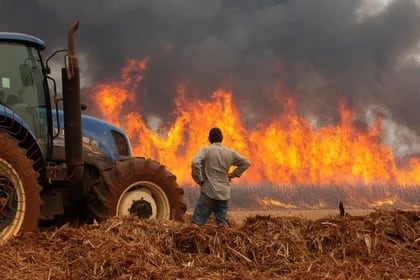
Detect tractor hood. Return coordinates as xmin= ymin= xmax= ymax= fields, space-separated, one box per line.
xmin=53 ymin=112 xmax=132 ymax=160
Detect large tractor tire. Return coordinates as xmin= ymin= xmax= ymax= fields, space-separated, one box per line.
xmin=0 ymin=133 xmax=41 ymax=242
xmin=88 ymin=157 xmax=186 ymax=222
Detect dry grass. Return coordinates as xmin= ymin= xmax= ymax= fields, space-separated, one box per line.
xmin=183 ymin=183 xmax=420 ymax=209
xmin=0 ymin=209 xmax=419 ymax=279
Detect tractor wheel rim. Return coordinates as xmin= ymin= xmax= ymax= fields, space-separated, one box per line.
xmin=116 ymin=181 xmax=171 ymax=219
xmin=0 ymin=159 xmax=25 ymax=241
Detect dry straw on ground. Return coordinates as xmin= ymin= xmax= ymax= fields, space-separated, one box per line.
xmin=0 ymin=209 xmax=419 ymax=279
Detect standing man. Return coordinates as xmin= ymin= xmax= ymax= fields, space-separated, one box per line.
xmin=191 ymin=127 xmax=251 ymax=227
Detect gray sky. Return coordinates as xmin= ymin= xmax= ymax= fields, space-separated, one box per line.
xmin=2 ymin=0 xmax=420 ymax=154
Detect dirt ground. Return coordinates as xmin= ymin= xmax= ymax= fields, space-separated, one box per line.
xmin=186 ymin=208 xmax=375 ymax=224
xmin=228 ymin=208 xmax=374 ymax=222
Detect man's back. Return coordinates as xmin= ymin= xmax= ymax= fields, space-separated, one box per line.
xmin=191 ymin=143 xmax=250 ymax=200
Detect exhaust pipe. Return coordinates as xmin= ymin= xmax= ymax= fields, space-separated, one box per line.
xmin=62 ymin=21 xmax=84 ymax=181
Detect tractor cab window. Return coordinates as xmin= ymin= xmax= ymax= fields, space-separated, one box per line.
xmin=0 ymin=42 xmax=48 ymax=149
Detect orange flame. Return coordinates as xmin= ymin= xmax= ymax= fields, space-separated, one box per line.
xmin=90 ymin=58 xmax=148 ymax=125
xmin=257 ymin=197 xmax=297 ymax=209
xmin=371 ymin=198 xmax=395 ymax=207
xmin=88 ymin=58 xmax=420 ymax=186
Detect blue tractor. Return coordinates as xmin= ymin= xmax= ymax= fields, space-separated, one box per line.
xmin=0 ymin=22 xmax=186 ymax=242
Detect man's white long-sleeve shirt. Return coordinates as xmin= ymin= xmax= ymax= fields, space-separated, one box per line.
xmin=191 ymin=143 xmax=251 ymax=200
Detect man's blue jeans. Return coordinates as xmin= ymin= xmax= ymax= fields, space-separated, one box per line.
xmin=192 ymin=192 xmax=229 ymax=227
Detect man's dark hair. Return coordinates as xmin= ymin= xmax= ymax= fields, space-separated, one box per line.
xmin=208 ymin=127 xmax=223 ymax=143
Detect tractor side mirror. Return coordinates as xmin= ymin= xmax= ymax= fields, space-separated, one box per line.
xmin=19 ymin=64 xmax=33 ymax=87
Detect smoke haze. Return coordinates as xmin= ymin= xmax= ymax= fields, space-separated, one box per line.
xmin=2 ymin=0 xmax=420 ymax=153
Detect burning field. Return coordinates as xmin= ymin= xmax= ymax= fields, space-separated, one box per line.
xmin=87 ymin=61 xmax=420 ymax=187
xmin=78 ymin=2 xmax=420 ymax=211
xmin=0 ymin=209 xmax=419 ymax=279
xmin=82 ymin=58 xmax=420 ymax=210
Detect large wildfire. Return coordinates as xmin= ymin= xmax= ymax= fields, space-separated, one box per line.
xmin=85 ymin=58 xmax=420 ymax=208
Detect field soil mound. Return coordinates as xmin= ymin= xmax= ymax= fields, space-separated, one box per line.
xmin=0 ymin=209 xmax=419 ymax=279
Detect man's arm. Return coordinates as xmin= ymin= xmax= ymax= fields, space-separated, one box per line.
xmin=229 ymin=151 xmax=251 ymax=178
xmin=191 ymin=148 xmax=206 ymax=186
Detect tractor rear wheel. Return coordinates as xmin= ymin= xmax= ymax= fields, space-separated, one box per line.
xmin=88 ymin=157 xmax=186 ymax=222
xmin=0 ymin=133 xmax=40 ymax=242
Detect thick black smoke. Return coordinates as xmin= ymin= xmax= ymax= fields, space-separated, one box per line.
xmin=2 ymin=0 xmax=420 ymax=146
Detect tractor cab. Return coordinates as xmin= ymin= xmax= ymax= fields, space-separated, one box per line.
xmin=0 ymin=33 xmax=51 ymax=158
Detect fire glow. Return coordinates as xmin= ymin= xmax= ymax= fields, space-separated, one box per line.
xmin=88 ymin=58 xmax=420 ymax=187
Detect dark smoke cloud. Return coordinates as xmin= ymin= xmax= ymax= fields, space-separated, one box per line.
xmin=2 ymin=0 xmax=420 ymax=141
